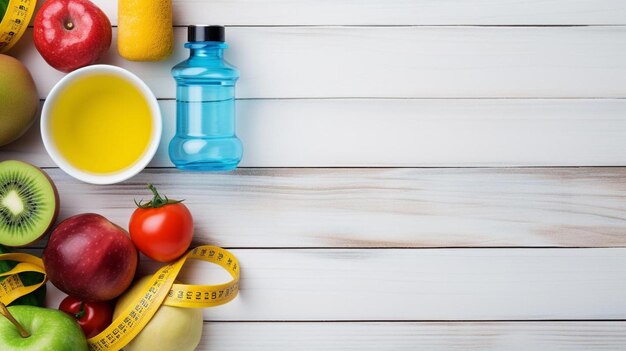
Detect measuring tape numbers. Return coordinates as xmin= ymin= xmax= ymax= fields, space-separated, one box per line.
xmin=88 ymin=245 xmax=240 ymax=351
xmin=0 ymin=245 xmax=240 ymax=351
xmin=0 ymin=253 xmax=46 ymax=305
xmin=0 ymin=0 xmax=36 ymax=53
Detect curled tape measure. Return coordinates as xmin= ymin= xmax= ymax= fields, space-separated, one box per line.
xmin=0 ymin=0 xmax=36 ymax=53
xmin=0 ymin=253 xmax=46 ymax=305
xmin=0 ymin=245 xmax=240 ymax=351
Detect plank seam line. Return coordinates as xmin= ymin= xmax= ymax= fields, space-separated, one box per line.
xmin=24 ymin=246 xmax=626 ymax=250
xmin=178 ymin=25 xmax=626 ymax=28
xmin=37 ymin=166 xmax=626 ymax=170
xmin=37 ymin=97 xmax=626 ymax=102
xmin=202 ymin=319 xmax=626 ymax=323
xmin=25 ymin=25 xmax=626 ymax=29
xmin=166 ymin=97 xmax=626 ymax=101
xmin=218 ymin=247 xmax=626 ymax=250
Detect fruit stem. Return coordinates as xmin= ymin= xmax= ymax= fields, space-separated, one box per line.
xmin=148 ymin=183 xmax=164 ymax=204
xmin=75 ymin=302 xmax=86 ymax=320
xmin=135 ymin=184 xmax=183 ymax=209
xmin=0 ymin=302 xmax=30 ymax=338
xmin=65 ymin=21 xmax=74 ymax=30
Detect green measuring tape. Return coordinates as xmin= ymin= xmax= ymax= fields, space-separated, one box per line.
xmin=0 ymin=0 xmax=36 ymax=53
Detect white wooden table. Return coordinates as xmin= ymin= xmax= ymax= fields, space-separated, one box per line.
xmin=4 ymin=1 xmax=626 ymax=349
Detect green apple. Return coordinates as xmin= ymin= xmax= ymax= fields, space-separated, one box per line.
xmin=0 ymin=304 xmax=88 ymax=351
xmin=114 ymin=276 xmax=203 ymax=351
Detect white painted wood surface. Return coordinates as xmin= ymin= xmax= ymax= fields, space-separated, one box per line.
xmin=171 ymin=248 xmax=625 ymax=320
xmin=13 ymin=27 xmax=626 ymax=99
xmin=16 ymin=168 xmax=626 ymax=248
xmin=37 ymin=248 xmax=626 ymax=320
xmin=197 ymin=322 xmax=626 ymax=350
xmin=3 ymin=0 xmax=626 ymax=349
xmin=6 ymin=99 xmax=626 ymax=167
xmin=40 ymin=0 xmax=625 ymax=26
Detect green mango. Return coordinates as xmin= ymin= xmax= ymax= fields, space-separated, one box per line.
xmin=0 ymin=245 xmax=46 ymax=307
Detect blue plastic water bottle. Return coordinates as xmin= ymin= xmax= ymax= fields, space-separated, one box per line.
xmin=169 ymin=25 xmax=243 ymax=171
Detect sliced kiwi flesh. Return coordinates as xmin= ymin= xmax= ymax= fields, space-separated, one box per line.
xmin=0 ymin=160 xmax=59 ymax=246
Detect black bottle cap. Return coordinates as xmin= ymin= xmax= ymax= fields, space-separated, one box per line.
xmin=188 ymin=25 xmax=225 ymax=42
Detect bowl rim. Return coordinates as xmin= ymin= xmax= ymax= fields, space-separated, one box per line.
xmin=40 ymin=64 xmax=162 ymax=185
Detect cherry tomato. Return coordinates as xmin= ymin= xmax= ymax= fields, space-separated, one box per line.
xmin=59 ymin=296 xmax=113 ymax=338
xmin=129 ymin=184 xmax=193 ymax=262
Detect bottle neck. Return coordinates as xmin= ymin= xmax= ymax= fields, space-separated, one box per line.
xmin=185 ymin=42 xmax=227 ymax=59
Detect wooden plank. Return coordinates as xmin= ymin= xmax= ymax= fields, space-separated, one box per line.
xmin=150 ymin=248 xmax=626 ymax=320
xmin=11 ymin=167 xmax=626 ymax=249
xmin=31 ymin=0 xmax=626 ymax=26
xmin=6 ymin=99 xmax=626 ymax=167
xmin=11 ymin=27 xmax=626 ymax=99
xmin=40 ymin=248 xmax=626 ymax=320
xmin=198 ymin=322 xmax=626 ymax=350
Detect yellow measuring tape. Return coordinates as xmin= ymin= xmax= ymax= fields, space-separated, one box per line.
xmin=0 ymin=0 xmax=36 ymax=53
xmin=0 ymin=253 xmax=46 ymax=305
xmin=0 ymin=245 xmax=240 ymax=351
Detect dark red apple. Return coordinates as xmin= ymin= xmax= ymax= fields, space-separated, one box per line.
xmin=33 ymin=0 xmax=112 ymax=72
xmin=43 ymin=213 xmax=138 ymax=302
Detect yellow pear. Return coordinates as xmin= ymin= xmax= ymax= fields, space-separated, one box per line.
xmin=113 ymin=276 xmax=203 ymax=351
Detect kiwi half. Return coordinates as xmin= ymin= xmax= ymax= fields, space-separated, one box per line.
xmin=0 ymin=160 xmax=59 ymax=246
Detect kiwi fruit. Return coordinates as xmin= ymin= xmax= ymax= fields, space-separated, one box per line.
xmin=0 ymin=160 xmax=59 ymax=246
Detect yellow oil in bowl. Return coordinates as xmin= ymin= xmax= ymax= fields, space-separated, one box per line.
xmin=49 ymin=73 xmax=153 ymax=174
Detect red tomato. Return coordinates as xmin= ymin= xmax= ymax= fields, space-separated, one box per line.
xmin=59 ymin=296 xmax=113 ymax=338
xmin=129 ymin=184 xmax=193 ymax=262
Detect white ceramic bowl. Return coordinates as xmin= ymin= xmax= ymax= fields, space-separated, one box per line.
xmin=41 ymin=65 xmax=162 ymax=185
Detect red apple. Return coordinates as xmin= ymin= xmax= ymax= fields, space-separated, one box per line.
xmin=33 ymin=0 xmax=112 ymax=72
xmin=43 ymin=213 xmax=138 ymax=302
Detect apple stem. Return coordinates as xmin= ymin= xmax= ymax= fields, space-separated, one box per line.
xmin=65 ymin=21 xmax=74 ymax=30
xmin=0 ymin=302 xmax=30 ymax=338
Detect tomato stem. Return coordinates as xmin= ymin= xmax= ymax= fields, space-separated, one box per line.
xmin=75 ymin=302 xmax=86 ymax=320
xmin=135 ymin=184 xmax=183 ymax=209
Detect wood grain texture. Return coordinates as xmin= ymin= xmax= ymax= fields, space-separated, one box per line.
xmin=12 ymin=27 xmax=626 ymax=99
xmin=6 ymin=99 xmax=626 ymax=167
xmin=89 ymin=248 xmax=626 ymax=320
xmin=198 ymin=322 xmax=626 ymax=350
xmin=14 ymin=167 xmax=626 ymax=249
xmin=30 ymin=0 xmax=626 ymax=25
xmin=7 ymin=0 xmax=626 ymax=349
xmin=37 ymin=248 xmax=626 ymax=320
